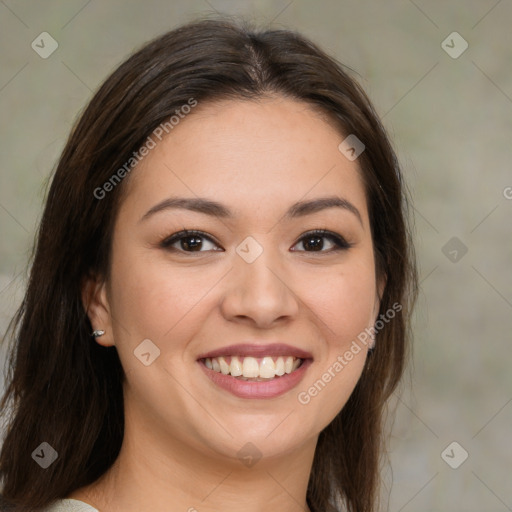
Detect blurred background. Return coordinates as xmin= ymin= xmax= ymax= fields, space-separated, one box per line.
xmin=0 ymin=1 xmax=511 ymax=510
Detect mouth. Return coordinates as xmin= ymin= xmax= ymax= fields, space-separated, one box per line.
xmin=196 ymin=343 xmax=313 ymax=399
xmin=200 ymin=355 xmax=304 ymax=381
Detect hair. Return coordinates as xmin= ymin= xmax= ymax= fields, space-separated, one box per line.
xmin=0 ymin=17 xmax=417 ymax=512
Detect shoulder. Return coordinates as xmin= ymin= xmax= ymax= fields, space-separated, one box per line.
xmin=0 ymin=497 xmax=98 ymax=512
xmin=41 ymin=499 xmax=99 ymax=512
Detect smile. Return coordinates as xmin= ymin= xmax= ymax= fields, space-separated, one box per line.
xmin=197 ymin=343 xmax=313 ymax=398
xmin=202 ymin=355 xmax=303 ymax=381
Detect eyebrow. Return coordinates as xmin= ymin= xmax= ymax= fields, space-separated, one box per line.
xmin=140 ymin=195 xmax=363 ymax=226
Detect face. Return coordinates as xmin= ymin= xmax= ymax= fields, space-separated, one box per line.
xmin=86 ymin=96 xmax=383 ymax=466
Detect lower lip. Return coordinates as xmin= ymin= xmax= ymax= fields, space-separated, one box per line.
xmin=198 ymin=359 xmax=312 ymax=399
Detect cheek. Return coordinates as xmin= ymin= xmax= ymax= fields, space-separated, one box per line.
xmin=298 ymin=258 xmax=377 ymax=344
xmin=108 ymin=249 xmax=219 ymax=350
xmin=293 ymin=257 xmax=376 ymax=415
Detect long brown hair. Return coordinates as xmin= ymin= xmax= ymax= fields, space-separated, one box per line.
xmin=0 ymin=18 xmax=417 ymax=512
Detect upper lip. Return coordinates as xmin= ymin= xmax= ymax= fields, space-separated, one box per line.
xmin=197 ymin=343 xmax=313 ymax=360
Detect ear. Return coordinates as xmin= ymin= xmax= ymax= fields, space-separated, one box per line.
xmin=81 ymin=273 xmax=115 ymax=347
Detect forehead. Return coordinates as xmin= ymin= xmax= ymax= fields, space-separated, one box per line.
xmin=119 ymin=96 xmax=369 ymax=227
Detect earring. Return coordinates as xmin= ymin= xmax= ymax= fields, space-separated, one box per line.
xmin=91 ymin=330 xmax=105 ymax=338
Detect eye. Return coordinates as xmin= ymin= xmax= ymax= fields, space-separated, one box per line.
xmin=160 ymin=230 xmax=222 ymax=253
xmin=160 ymin=228 xmax=352 ymax=254
xmin=291 ymin=229 xmax=352 ymax=253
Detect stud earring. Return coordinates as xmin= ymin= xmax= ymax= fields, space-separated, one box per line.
xmin=91 ymin=330 xmax=105 ymax=338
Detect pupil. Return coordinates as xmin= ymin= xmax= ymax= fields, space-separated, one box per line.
xmin=304 ymin=236 xmax=322 ymax=251
xmin=183 ymin=236 xmax=202 ymax=251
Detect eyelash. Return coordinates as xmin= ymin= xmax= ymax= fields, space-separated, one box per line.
xmin=160 ymin=229 xmax=353 ymax=254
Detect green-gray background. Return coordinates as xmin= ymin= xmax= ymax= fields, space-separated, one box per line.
xmin=1 ymin=1 xmax=511 ymax=510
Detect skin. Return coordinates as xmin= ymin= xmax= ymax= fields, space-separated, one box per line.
xmin=74 ymin=96 xmax=384 ymax=512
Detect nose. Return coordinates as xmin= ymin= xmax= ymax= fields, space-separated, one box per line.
xmin=220 ymin=245 xmax=299 ymax=329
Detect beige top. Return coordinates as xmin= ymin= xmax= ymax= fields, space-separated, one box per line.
xmin=43 ymin=499 xmax=99 ymax=511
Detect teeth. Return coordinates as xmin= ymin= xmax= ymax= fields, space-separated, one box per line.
xmin=230 ymin=356 xmax=243 ymax=377
xmin=259 ymin=357 xmax=276 ymax=378
xmin=205 ymin=355 xmax=303 ymax=379
xmin=275 ymin=357 xmax=285 ymax=376
xmin=218 ymin=356 xmax=230 ymax=375
xmin=242 ymin=357 xmax=259 ymax=378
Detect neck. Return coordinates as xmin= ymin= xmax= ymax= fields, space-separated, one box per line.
xmin=70 ymin=408 xmax=317 ymax=512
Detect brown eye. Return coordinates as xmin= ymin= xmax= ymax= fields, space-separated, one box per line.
xmin=161 ymin=230 xmax=222 ymax=253
xmin=291 ymin=230 xmax=352 ymax=253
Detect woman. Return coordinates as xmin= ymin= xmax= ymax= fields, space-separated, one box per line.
xmin=0 ymin=18 xmax=417 ymax=512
